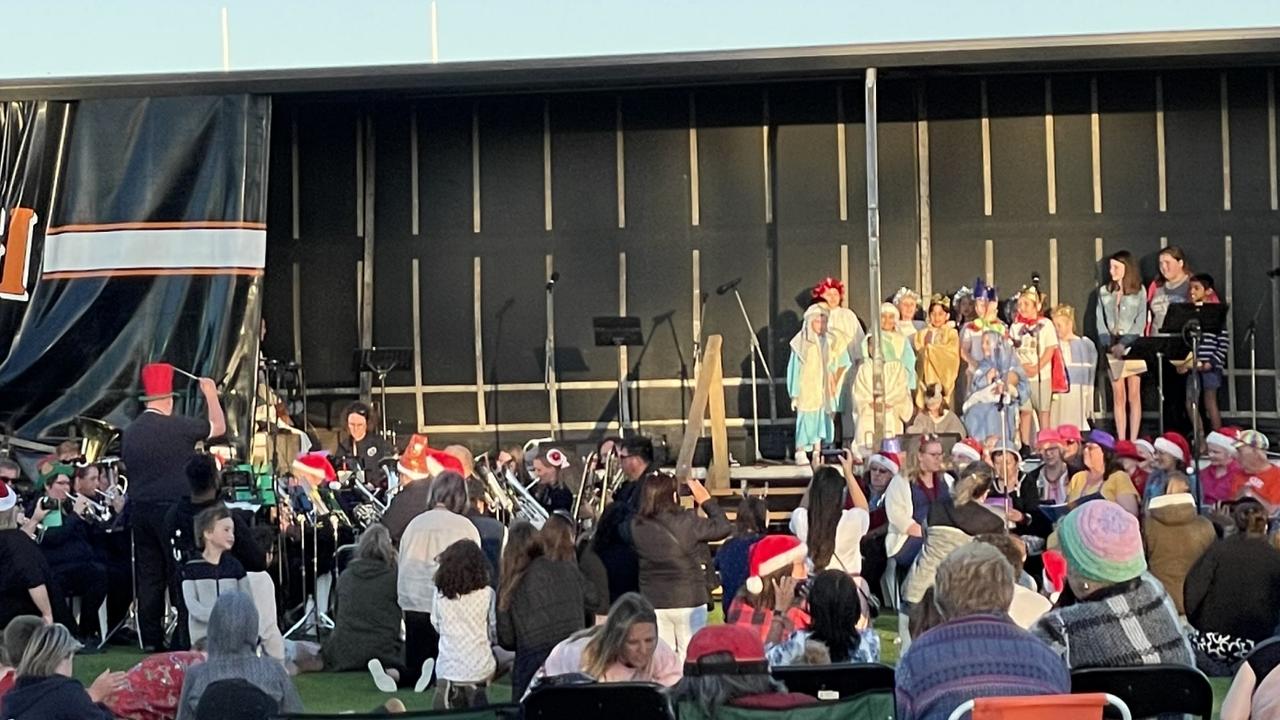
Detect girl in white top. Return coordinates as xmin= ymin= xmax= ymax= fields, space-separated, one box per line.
xmin=1009 ymin=286 xmax=1058 ymax=446
xmin=788 ymin=450 xmax=870 ymax=574
xmin=431 ymin=539 xmax=497 ymax=709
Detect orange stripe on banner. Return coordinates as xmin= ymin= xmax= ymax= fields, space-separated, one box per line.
xmin=45 ymin=221 xmax=267 ymax=235
xmin=42 ymin=268 xmax=264 ymax=280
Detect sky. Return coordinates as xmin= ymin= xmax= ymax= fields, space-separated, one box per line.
xmin=0 ymin=0 xmax=1277 ymax=79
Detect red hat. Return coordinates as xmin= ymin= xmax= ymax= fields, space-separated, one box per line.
xmin=397 ymin=434 xmax=433 ymax=481
xmin=868 ymin=452 xmax=902 ymax=476
xmin=425 ymin=450 xmax=465 ymax=478
xmin=1056 ymin=425 xmax=1083 ymax=443
xmin=292 ymin=452 xmax=336 ymax=484
xmin=1154 ymin=432 xmax=1191 ymax=465
xmin=1206 ymin=427 xmax=1241 ymax=456
xmin=542 ymin=447 xmax=571 ymax=469
xmin=744 ymin=535 xmax=808 ymax=595
xmin=1114 ymin=440 xmax=1144 ymax=462
xmin=811 ymin=277 xmax=845 ymax=301
xmin=139 ymin=363 xmax=177 ymax=402
xmin=684 ymin=624 xmax=768 ymax=676
xmin=1042 ymin=549 xmax=1068 ymax=594
xmin=951 ymin=438 xmax=984 ymax=465
xmin=0 ymin=481 xmax=16 ymax=512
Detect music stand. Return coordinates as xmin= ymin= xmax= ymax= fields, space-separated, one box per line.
xmin=594 ymin=317 xmax=643 ymax=434
xmin=352 ymin=347 xmax=413 ymax=437
xmin=1162 ymin=303 xmax=1229 ymax=506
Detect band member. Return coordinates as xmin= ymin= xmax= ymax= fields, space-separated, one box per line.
xmin=813 ymin=278 xmax=865 ymax=446
xmin=121 ymin=363 xmax=225 ymax=652
xmin=530 ymin=448 xmax=574 ymax=513
xmin=27 ymin=464 xmax=109 ymax=645
xmin=333 ymin=402 xmax=388 ymax=489
xmin=787 ymin=304 xmax=851 ymax=464
xmin=914 ymin=295 xmax=961 ymax=408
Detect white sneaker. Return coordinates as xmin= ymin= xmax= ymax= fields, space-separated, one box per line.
xmin=794 ymin=450 xmax=809 ymax=466
xmin=368 ymin=659 xmax=397 ymax=693
xmin=413 ymin=658 xmax=436 ymax=693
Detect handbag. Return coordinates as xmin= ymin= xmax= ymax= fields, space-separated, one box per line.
xmin=1050 ymin=345 xmax=1070 ymax=394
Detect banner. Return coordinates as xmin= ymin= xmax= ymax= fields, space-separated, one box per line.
xmin=0 ymin=95 xmax=270 ymax=459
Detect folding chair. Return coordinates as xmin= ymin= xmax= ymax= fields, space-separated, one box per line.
xmin=770 ymin=663 xmax=895 ymax=700
xmin=946 ymin=693 xmax=1131 ymax=720
xmin=1070 ymin=664 xmax=1214 ymax=719
xmin=523 ymin=682 xmax=674 ymax=720
xmin=273 ymin=705 xmax=520 ymax=720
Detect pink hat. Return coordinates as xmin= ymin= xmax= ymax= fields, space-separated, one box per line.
xmin=1056 ymin=425 xmax=1083 ymax=443
xmin=1036 ymin=429 xmax=1064 ymax=449
xmin=1154 ymin=432 xmax=1191 ymax=465
xmin=744 ymin=535 xmax=808 ymax=594
xmin=869 ymin=452 xmax=902 ymax=475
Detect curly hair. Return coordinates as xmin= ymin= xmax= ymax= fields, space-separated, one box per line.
xmin=433 ymin=539 xmax=490 ymax=599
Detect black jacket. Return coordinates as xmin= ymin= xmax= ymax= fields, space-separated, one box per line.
xmin=381 ymin=481 xmax=431 ymax=545
xmin=164 ymin=498 xmax=266 ymax=572
xmin=497 ymin=556 xmax=595 ymax=653
xmin=631 ymin=499 xmax=731 ymax=609
xmin=1185 ymin=535 xmax=1280 ymax=641
xmin=1 ymin=674 xmax=113 ymax=720
xmin=467 ymin=510 xmax=505 ymax=589
xmin=25 ymin=501 xmax=95 ymax=570
xmin=927 ymin=496 xmax=1007 ymax=537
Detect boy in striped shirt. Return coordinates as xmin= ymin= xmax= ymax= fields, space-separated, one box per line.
xmin=1180 ymin=273 xmax=1226 ymax=435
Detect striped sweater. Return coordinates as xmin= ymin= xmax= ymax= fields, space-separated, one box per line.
xmin=895 ymin=614 xmax=1071 ymax=720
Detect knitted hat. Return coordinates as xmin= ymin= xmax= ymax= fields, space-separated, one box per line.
xmin=1205 ymin=428 xmax=1241 ymax=456
xmin=744 ymin=535 xmax=808 ymax=595
xmin=0 ymin=481 xmax=15 ymax=512
xmin=684 ymin=625 xmax=768 ymax=677
xmin=1036 ymin=429 xmax=1064 ymax=449
xmin=1154 ymin=432 xmax=1191 ymax=465
xmin=951 ymin=438 xmax=984 ymax=465
xmin=868 ymin=452 xmax=902 ymax=476
xmin=292 ymin=453 xmax=336 ymax=484
xmin=1057 ymin=424 xmax=1083 ymax=444
xmin=1134 ymin=438 xmax=1156 ymax=460
xmin=1237 ymin=429 xmax=1270 ymax=452
xmin=1057 ymin=500 xmax=1147 ymax=585
xmin=1114 ymin=440 xmax=1144 ymax=462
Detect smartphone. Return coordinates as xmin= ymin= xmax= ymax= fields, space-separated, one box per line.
xmin=820 ymin=448 xmax=844 ymax=465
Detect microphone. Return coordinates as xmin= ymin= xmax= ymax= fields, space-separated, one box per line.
xmin=1031 ymin=272 xmax=1041 ymax=287
xmin=1267 ymin=268 xmax=1280 ymax=278
xmin=545 ymin=271 xmax=560 ymax=291
xmin=716 ymin=278 xmax=742 ymax=295
xmin=700 ymin=292 xmax=709 ymax=303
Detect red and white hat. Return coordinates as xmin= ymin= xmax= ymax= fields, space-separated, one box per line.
xmin=868 ymin=452 xmax=902 ymax=475
xmin=292 ymin=452 xmax=336 ymax=484
xmin=398 ymin=434 xmax=433 ymax=481
xmin=1206 ymin=427 xmax=1241 ymax=456
xmin=744 ymin=535 xmax=808 ymax=595
xmin=542 ymin=448 xmax=571 ymax=469
xmin=1134 ymin=438 xmax=1156 ymax=460
xmin=1154 ymin=432 xmax=1192 ymax=466
xmin=0 ymin=481 xmax=16 ymax=512
xmin=951 ymin=438 xmax=984 ymax=465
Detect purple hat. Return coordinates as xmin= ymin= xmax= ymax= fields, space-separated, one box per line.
xmin=1086 ymin=429 xmax=1117 ymax=452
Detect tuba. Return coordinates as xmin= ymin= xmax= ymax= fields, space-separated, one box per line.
xmin=78 ymin=417 xmax=122 ymax=465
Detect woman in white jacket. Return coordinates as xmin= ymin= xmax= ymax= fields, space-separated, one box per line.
xmin=882 ymin=436 xmax=954 ymax=640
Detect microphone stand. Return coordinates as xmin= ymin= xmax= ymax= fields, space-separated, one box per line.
xmin=1243 ymin=282 xmax=1270 ymax=431
xmin=730 ymin=286 xmax=776 ymax=463
xmin=545 ymin=276 xmax=559 ymax=440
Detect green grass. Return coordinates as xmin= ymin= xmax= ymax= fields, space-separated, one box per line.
xmin=74 ymin=616 xmax=1233 ymax=715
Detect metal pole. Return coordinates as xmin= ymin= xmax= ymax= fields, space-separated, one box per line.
xmin=865 ymin=68 xmax=886 ymax=449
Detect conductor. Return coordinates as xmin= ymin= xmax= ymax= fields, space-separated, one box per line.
xmin=121 ymin=363 xmax=225 ymax=651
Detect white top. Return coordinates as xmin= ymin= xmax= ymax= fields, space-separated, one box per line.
xmin=827 ymin=306 xmax=865 ymax=362
xmin=1010 ymin=318 xmax=1058 ymax=381
xmin=398 ymin=508 xmax=480 ymax=612
xmin=431 ymin=585 xmax=497 ymax=683
xmin=1008 ymin=583 xmax=1053 ymax=629
xmin=788 ymin=505 xmax=871 ymax=574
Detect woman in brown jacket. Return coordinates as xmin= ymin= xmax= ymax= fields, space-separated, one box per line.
xmin=1142 ymin=474 xmax=1216 ymax=616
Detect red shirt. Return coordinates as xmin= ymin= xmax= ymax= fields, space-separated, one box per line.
xmin=1232 ymin=464 xmax=1280 ymax=507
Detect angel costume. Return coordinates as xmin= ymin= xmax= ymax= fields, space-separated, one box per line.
xmin=787 ymin=305 xmax=851 ymax=452
xmin=878 ymin=303 xmax=918 ymax=391
xmin=1050 ymin=333 xmax=1098 ymax=429
xmin=914 ymin=320 xmax=961 ymax=408
xmin=963 ymin=331 xmax=1029 ymax=444
xmin=853 ymin=336 xmax=914 ymax=448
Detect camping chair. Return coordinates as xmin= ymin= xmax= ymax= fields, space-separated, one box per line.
xmin=770 ymin=663 xmax=895 ymax=700
xmin=946 ymin=693 xmax=1131 ymax=720
xmin=523 ymin=682 xmax=674 ymax=720
xmin=676 ymin=693 xmax=895 ymax=720
xmin=272 ymin=706 xmax=520 ymax=720
xmin=1070 ymin=664 xmax=1214 ymax=719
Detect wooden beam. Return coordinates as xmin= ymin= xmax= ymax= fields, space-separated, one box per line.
xmin=676 ymin=334 xmax=730 ymax=487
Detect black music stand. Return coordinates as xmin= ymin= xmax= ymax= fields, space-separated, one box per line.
xmin=353 ymin=347 xmax=413 ymax=437
xmin=1127 ymin=332 xmax=1186 ymax=436
xmin=1162 ymin=303 xmax=1229 ymax=505
xmin=594 ymin=317 xmax=643 ymax=435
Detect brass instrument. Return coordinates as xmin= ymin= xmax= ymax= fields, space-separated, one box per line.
xmin=475 ymin=453 xmax=516 ymax=519
xmin=501 ymin=463 xmax=549 ymax=530
xmin=77 ymin=417 xmax=121 ymax=466
xmin=571 ymin=451 xmax=599 ymax=522
xmin=598 ymin=449 xmax=624 ymax=516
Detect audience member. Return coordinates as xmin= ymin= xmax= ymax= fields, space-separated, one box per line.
xmin=767 ymin=570 xmax=881 ymax=665
xmin=1232 ymin=430 xmax=1280 ymax=512
xmin=974 ymin=533 xmax=1051 ymax=629
xmin=631 ymin=473 xmax=730 ymax=662
xmin=1065 ymin=429 xmax=1140 ymax=515
xmin=1024 ymin=429 xmax=1071 ymax=512
xmin=906 ymin=383 xmax=966 ymax=437
xmin=180 ymin=506 xmax=247 ymax=648
xmin=592 ymin=437 xmax=654 ymax=603
xmin=431 ymin=539 xmax=495 ymax=709
xmin=1113 ymin=440 xmax=1150 ymax=498
xmin=1032 ymin=500 xmax=1193 ymax=669
xmin=324 ymin=526 xmax=403 ymax=682
xmin=1202 ymin=428 xmax=1242 ymax=506
xmin=672 ymin=625 xmax=816 ymax=719
xmin=1185 ymin=499 xmax=1280 ymax=675
xmin=379 ymin=440 xmax=446 ymax=545
xmin=1143 ymin=473 xmax=1215 ymax=617
xmin=176 ymin=592 xmax=302 ymax=720
xmin=26 ymin=463 xmax=108 ymax=645
xmin=103 ymin=650 xmax=206 ymax=720
xmin=532 ymin=592 xmax=681 ymax=690
xmin=1143 ymin=432 xmax=1196 ymax=505
xmin=0 ymin=483 xmax=64 ymax=629
xmin=0 ymin=623 xmax=125 ymax=720
xmin=1057 ymin=424 xmax=1086 ymax=474
xmin=1221 ymin=635 xmax=1280 ymax=720
xmin=570 ymin=514 xmax=612 ymax=622
xmin=724 ymin=535 xmax=809 ymax=645
xmin=714 ymin=496 xmax=767 ymax=618
xmin=0 ymin=616 xmax=42 ymax=705
xmin=790 ymin=451 xmax=870 ymax=574
xmin=896 ymin=544 xmax=1069 ymax=720
xmin=397 ymin=472 xmax=479 ymax=689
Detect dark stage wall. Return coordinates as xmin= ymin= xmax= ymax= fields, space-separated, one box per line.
xmin=261 ymin=68 xmax=1280 ymax=451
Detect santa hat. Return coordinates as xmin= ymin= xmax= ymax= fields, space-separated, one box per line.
xmin=951 ymin=438 xmax=984 ymax=465
xmin=1041 ymin=549 xmax=1068 ymax=595
xmin=398 ymin=434 xmax=433 ymax=481
xmin=744 ymin=535 xmax=808 ymax=595
xmin=1206 ymin=427 xmax=1241 ymax=456
xmin=425 ymin=450 xmax=465 ymax=478
xmin=1154 ymin=432 xmax=1191 ymax=465
xmin=292 ymin=452 xmax=336 ymax=484
xmin=0 ymin=481 xmax=16 ymax=512
xmin=1134 ymin=438 xmax=1156 ymax=460
xmin=868 ymin=452 xmax=901 ymax=476
xmin=139 ymin=363 xmax=178 ymax=402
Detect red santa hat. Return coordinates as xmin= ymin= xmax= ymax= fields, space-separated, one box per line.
xmin=1205 ymin=427 xmax=1241 ymax=456
xmin=1134 ymin=438 xmax=1156 ymax=460
xmin=1153 ymin=432 xmax=1191 ymax=466
xmin=139 ymin=363 xmax=178 ymax=402
xmin=1042 ymin=549 xmax=1068 ymax=595
xmin=951 ymin=438 xmax=984 ymax=465
xmin=292 ymin=452 xmax=336 ymax=484
xmin=0 ymin=481 xmax=16 ymax=512
xmin=868 ymin=452 xmax=901 ymax=476
xmin=398 ymin=434 xmax=433 ymax=481
xmin=744 ymin=535 xmax=809 ymax=595
xmin=425 ymin=450 xmax=465 ymax=478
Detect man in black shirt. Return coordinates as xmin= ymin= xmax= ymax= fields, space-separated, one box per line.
xmin=593 ymin=436 xmax=656 ymax=602
xmin=121 ymin=363 xmax=225 ymax=651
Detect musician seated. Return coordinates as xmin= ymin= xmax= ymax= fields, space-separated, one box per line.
xmin=381 ymin=435 xmax=464 ymax=545
xmin=25 ymin=464 xmax=108 ymax=646
xmin=531 ymin=448 xmax=575 ymax=514
xmin=333 ymin=402 xmax=388 ymax=489
xmin=73 ymin=464 xmax=133 ymax=637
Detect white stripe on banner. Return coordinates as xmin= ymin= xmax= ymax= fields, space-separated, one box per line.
xmin=43 ymin=228 xmax=267 ymax=274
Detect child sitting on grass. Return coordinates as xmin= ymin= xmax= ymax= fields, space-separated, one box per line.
xmin=431 ymin=539 xmax=496 ymax=709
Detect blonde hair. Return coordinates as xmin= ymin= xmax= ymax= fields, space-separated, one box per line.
xmin=16 ymin=623 xmax=79 ymax=678
xmin=581 ymin=593 xmax=659 ymax=679
xmin=1052 ymin=304 xmax=1075 ymax=327
xmin=951 ymin=462 xmax=995 ymax=507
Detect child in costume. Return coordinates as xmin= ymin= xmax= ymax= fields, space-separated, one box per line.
xmin=812 ymin=278 xmax=865 ymax=446
xmin=1049 ymin=304 xmax=1097 ymax=430
xmin=1009 ymin=286 xmax=1059 ymax=445
xmin=963 ymin=329 xmax=1028 ymax=446
xmin=788 ymin=304 xmax=851 ymax=464
xmin=853 ymin=335 xmax=914 ymax=450
xmin=878 ymin=303 xmax=917 ymax=392
xmin=913 ymin=294 xmax=960 ymax=408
